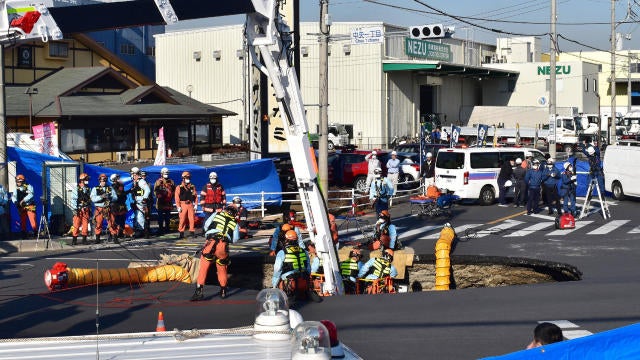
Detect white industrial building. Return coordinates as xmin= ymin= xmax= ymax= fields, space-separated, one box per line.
xmin=155 ymin=24 xmax=601 ymax=150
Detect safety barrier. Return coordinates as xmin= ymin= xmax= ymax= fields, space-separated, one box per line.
xmin=434 ymin=224 xmax=456 ymax=291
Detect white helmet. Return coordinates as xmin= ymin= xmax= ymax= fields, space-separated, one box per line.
xmin=525 ymin=151 xmax=532 ymax=158
xmin=209 ymin=171 xmax=218 ymax=179
xmin=547 ymin=158 xmax=555 ymax=164
xmin=587 ymin=146 xmax=595 ymax=155
xmin=233 ymin=196 xmax=242 ymax=204
xmin=109 ymin=174 xmax=119 ymax=182
xmin=426 ymin=152 xmax=433 ymax=158
xmin=391 ymin=150 xmax=397 ymax=155
xmin=563 ymin=162 xmax=571 ymax=170
xmin=515 ymin=158 xmax=522 ymax=165
xmin=160 ymin=167 xmax=169 ymax=174
xmin=130 ymin=167 xmax=140 ymax=175
xmin=371 ymin=150 xmax=377 ymax=156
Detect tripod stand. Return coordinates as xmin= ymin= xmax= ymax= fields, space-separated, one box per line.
xmin=579 ymin=178 xmax=611 ymax=220
xmin=36 ymin=199 xmax=53 ymax=249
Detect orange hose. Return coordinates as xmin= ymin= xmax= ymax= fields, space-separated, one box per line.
xmin=434 ymin=226 xmax=455 ymax=291
xmin=67 ymin=265 xmax=192 ymax=287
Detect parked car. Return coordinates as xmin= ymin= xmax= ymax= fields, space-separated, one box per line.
xmin=328 ymin=150 xmax=389 ymax=192
xmin=394 ymin=152 xmax=421 ymax=190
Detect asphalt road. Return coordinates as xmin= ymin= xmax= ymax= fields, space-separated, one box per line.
xmin=1 ymin=195 xmax=640 ymax=359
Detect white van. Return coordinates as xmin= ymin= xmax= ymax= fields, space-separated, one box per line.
xmin=604 ymin=142 xmax=640 ymax=200
xmin=434 ymin=147 xmax=546 ymax=205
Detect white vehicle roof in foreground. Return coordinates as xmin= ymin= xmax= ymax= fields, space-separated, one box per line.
xmin=0 ymin=328 xmax=362 ymax=360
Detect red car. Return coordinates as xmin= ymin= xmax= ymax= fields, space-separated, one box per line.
xmin=328 ymin=150 xmax=389 ymax=192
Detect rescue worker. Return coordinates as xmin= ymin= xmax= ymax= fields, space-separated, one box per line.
xmin=191 ymin=206 xmax=240 ymax=301
xmin=358 ymin=248 xmax=398 ymax=294
xmin=90 ymin=174 xmax=116 ymax=243
xmin=71 ymin=173 xmax=92 ymax=245
xmin=305 ymin=240 xmax=324 ymax=294
xmin=268 ymin=223 xmax=302 ymax=256
xmin=328 ymin=213 xmax=339 ymax=246
xmin=512 ymin=158 xmax=527 ymax=208
xmin=0 ymin=182 xmax=9 ymax=238
xmin=421 ymin=152 xmax=435 ymax=187
xmin=560 ymin=162 xmax=578 ymax=216
xmin=130 ymin=167 xmax=151 ymax=238
xmin=364 ymin=150 xmax=381 ymax=193
xmin=272 ymin=230 xmax=311 ymax=300
xmin=12 ymin=174 xmax=37 ymax=238
xmin=200 ymin=171 xmax=226 ymax=220
xmin=109 ymin=173 xmax=127 ymax=243
xmin=372 ymin=210 xmax=400 ymax=251
xmin=154 ymin=167 xmax=176 ymax=235
xmin=175 ymin=171 xmax=197 ymax=239
xmin=542 ymin=158 xmax=562 ymax=215
xmin=369 ymin=167 xmax=394 ymax=215
xmin=386 ymin=151 xmax=400 ymax=205
xmin=140 ymin=171 xmax=153 ymax=237
xmin=581 ymin=143 xmax=605 ymax=197
xmin=231 ymin=196 xmax=249 ymax=238
xmin=340 ymin=248 xmax=363 ymax=294
xmin=524 ymin=159 xmax=544 ymax=215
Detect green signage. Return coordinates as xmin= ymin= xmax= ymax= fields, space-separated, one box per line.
xmin=537 ymin=65 xmax=571 ymax=75
xmin=405 ymin=37 xmax=452 ymax=62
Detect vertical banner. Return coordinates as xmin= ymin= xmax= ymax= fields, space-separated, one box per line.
xmin=477 ymin=124 xmax=488 ymax=148
xmin=32 ymin=122 xmax=59 ymax=156
xmin=154 ymin=127 xmax=166 ymax=166
xmin=450 ymin=125 xmax=461 ymax=148
xmin=516 ymin=123 xmax=521 ymax=146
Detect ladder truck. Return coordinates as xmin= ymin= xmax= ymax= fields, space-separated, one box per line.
xmin=0 ymin=0 xmax=343 ymax=295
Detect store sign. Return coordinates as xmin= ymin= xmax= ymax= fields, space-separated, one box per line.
xmin=537 ymin=65 xmax=571 ymax=75
xmin=351 ymin=26 xmax=384 ymax=45
xmin=405 ymin=37 xmax=451 ymax=62
xmin=18 ymin=46 xmax=32 ymax=68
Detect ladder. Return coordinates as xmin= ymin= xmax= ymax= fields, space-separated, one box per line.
xmin=579 ymin=178 xmax=611 ymax=220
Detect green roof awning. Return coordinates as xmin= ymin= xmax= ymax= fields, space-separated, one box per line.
xmin=383 ymin=62 xmax=519 ymax=78
xmin=382 ymin=63 xmax=438 ymax=72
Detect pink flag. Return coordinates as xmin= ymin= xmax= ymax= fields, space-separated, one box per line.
xmin=154 ymin=127 xmax=166 ymax=166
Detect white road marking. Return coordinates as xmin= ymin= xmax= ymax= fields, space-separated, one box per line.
xmin=422 ymin=223 xmax=484 ymax=239
xmin=539 ymin=320 xmax=579 ymax=328
xmin=538 ymin=320 xmax=593 ymax=340
xmin=587 ymin=220 xmax=631 ymax=235
xmin=546 ymin=220 xmax=593 ymax=236
xmin=528 ymin=213 xmax=557 ymax=221
xmin=504 ymin=222 xmax=554 ymax=237
xmin=629 ymin=225 xmax=640 ymax=234
xmin=474 ymin=220 xmax=524 ymax=238
xmin=563 ymin=329 xmax=593 ymax=339
xmin=400 ymin=224 xmax=443 ymax=238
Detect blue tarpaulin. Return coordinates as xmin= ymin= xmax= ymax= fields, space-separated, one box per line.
xmin=482 ymin=323 xmax=640 ymax=359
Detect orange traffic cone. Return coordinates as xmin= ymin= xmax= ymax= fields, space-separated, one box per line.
xmin=156 ymin=311 xmax=166 ymax=332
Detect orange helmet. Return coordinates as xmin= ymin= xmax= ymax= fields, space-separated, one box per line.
xmin=181 ymin=171 xmax=191 ymax=178
xmin=281 ymin=223 xmax=292 ymax=232
xmin=285 ymin=230 xmax=298 ymax=241
xmin=15 ymin=174 xmax=25 ymax=181
xmin=349 ymin=248 xmax=362 ymax=259
xmin=98 ymin=173 xmax=107 ymax=181
xmin=383 ymin=248 xmax=394 ymax=261
xmin=79 ymin=173 xmax=89 ymax=181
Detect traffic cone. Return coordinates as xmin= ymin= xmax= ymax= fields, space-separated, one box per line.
xmin=156 ymin=311 xmax=166 ymax=332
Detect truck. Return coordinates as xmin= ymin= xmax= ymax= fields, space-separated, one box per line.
xmin=308 ymin=123 xmax=351 ymax=150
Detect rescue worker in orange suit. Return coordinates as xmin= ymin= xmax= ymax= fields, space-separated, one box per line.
xmin=11 ymin=174 xmax=37 ymax=238
xmin=90 ymin=174 xmax=116 ymax=243
xmin=340 ymin=249 xmax=363 ymax=294
xmin=231 ymin=196 xmax=250 ymax=238
xmin=154 ymin=167 xmax=175 ymax=235
xmin=200 ymin=171 xmax=226 ymax=221
xmin=371 ymin=210 xmax=399 ymax=251
xmin=109 ymin=173 xmax=127 ymax=243
xmin=268 ymin=223 xmax=302 ymax=256
xmin=71 ymin=173 xmax=92 ymax=245
xmin=175 ymin=171 xmax=198 ymax=239
xmin=358 ymin=249 xmax=398 ymax=294
xmin=191 ymin=206 xmax=240 ymax=301
xmin=328 ymin=213 xmax=339 ymax=246
xmin=272 ymin=230 xmax=311 ymax=300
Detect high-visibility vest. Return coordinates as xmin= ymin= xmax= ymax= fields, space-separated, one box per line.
xmin=282 ymin=245 xmax=307 ymax=274
xmin=370 ymin=257 xmax=391 ymax=278
xmin=211 ymin=211 xmax=237 ymax=240
xmin=340 ymin=260 xmax=359 ymax=278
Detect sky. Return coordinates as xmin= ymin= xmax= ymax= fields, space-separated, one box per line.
xmin=167 ymin=0 xmax=640 ymax=53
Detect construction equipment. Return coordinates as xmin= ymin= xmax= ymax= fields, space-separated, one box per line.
xmin=579 ymin=178 xmax=611 ymax=220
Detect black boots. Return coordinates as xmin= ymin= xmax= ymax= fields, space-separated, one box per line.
xmin=190 ymin=231 xmax=196 ymax=239
xmin=82 ymin=235 xmax=88 ymax=245
xmin=72 ymin=236 xmax=77 ymax=245
xmin=191 ymin=286 xmax=204 ymax=301
xmin=179 ymin=232 xmax=184 ymax=239
xmin=95 ymin=234 xmax=101 ymax=244
xmin=220 ymin=287 xmax=228 ymax=299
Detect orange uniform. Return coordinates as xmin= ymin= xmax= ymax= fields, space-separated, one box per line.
xmin=175 ymin=171 xmax=197 ymax=238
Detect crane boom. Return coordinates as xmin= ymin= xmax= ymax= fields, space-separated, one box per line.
xmin=0 ymin=0 xmax=344 ymax=294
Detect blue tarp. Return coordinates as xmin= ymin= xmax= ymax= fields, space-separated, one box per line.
xmin=6 ymin=147 xmax=281 ymax=233
xmin=482 ymin=322 xmax=640 ymax=359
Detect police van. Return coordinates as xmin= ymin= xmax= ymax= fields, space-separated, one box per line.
xmin=434 ymin=147 xmax=546 ymax=205
xmin=604 ymin=141 xmax=640 ymax=200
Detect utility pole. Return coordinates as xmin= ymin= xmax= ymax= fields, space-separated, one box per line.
xmin=0 ymin=45 xmax=7 ymax=189
xmin=611 ymin=0 xmax=617 ymax=145
xmin=549 ymin=0 xmax=557 ymax=158
xmin=319 ymin=0 xmax=329 ymax=201
xmin=628 ymin=50 xmax=632 ymax=114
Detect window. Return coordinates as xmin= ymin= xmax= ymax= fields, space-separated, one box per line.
xmin=145 ymin=46 xmax=155 ymax=56
xmin=507 ymin=79 xmax=516 ymax=93
xmin=60 ymin=129 xmax=86 ymax=153
xmin=585 ymin=78 xmax=589 ymax=92
xmin=178 ymin=127 xmax=189 ymax=147
xmin=470 ymin=152 xmax=500 ymax=169
xmin=48 ymin=41 xmax=68 ymax=58
xmin=194 ymin=124 xmax=210 ymax=144
xmin=120 ymin=43 xmax=135 ymax=56
xmin=86 ymin=127 xmax=133 ymax=152
xmin=593 ymin=79 xmax=597 ymax=92
xmin=500 ymin=152 xmax=524 ymax=162
xmin=631 ymin=63 xmax=640 ymax=73
xmin=436 ymin=152 xmax=464 ymax=170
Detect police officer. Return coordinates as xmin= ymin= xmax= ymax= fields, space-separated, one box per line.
xmin=174 ymin=171 xmax=197 ymax=239
xmin=560 ymin=162 xmax=578 ymax=216
xmin=154 ymin=167 xmax=176 ymax=235
xmin=358 ymin=249 xmax=398 ymax=294
xmin=272 ymin=230 xmax=311 ymax=299
xmin=90 ymin=174 xmax=116 ymax=243
xmin=191 ymin=206 xmax=240 ymax=301
xmin=513 ymin=158 xmax=527 ymax=208
xmin=582 ymin=144 xmax=605 ymax=197
xmin=369 ymin=167 xmax=394 ymax=215
xmin=71 ymin=173 xmax=92 ymax=245
xmin=130 ymin=167 xmax=150 ymax=238
xmin=524 ymin=159 xmax=544 ymax=215
xmin=340 ymin=248 xmax=363 ymax=294
xmin=109 ymin=173 xmax=127 ymax=243
xmin=12 ymin=174 xmax=37 ymax=238
xmin=200 ymin=171 xmax=226 ymax=221
xmin=542 ymin=158 xmax=562 ymax=215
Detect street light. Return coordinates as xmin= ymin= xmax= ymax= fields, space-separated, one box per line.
xmin=24 ymin=87 xmax=38 ymax=132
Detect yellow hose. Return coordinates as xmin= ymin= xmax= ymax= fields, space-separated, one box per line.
xmin=434 ymin=225 xmax=456 ymax=291
xmin=67 ymin=265 xmax=192 ymax=287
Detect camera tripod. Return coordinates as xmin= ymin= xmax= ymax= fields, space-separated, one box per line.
xmin=578 ymin=178 xmax=611 ymax=220
xmin=36 ymin=200 xmax=53 ymax=249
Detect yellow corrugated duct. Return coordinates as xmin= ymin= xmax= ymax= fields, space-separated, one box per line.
xmin=67 ymin=265 xmax=192 ymax=286
xmin=434 ymin=224 xmax=456 ymax=291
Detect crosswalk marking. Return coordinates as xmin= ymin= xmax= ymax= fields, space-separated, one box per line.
xmin=540 ymin=320 xmax=593 ymax=340
xmin=504 ymin=222 xmax=554 ymax=237
xmin=474 ymin=219 xmax=524 ymax=238
xmin=546 ymin=220 xmax=593 ymax=236
xmin=421 ymin=223 xmax=484 ymax=239
xmin=629 ymin=225 xmax=640 ymax=234
xmin=400 ymin=224 xmax=444 ymax=238
xmin=528 ymin=213 xmax=556 ymax=221
xmin=586 ymin=220 xmax=631 ymax=235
